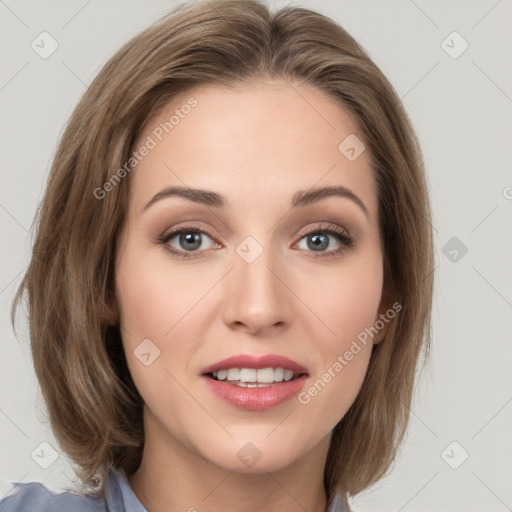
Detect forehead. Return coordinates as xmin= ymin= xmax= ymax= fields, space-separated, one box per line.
xmin=128 ymin=79 xmax=378 ymax=219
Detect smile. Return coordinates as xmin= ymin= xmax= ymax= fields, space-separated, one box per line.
xmin=208 ymin=367 xmax=305 ymax=386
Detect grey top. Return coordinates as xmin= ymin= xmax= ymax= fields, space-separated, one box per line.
xmin=0 ymin=468 xmax=351 ymax=511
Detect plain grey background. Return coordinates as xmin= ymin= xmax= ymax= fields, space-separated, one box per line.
xmin=1 ymin=1 xmax=511 ymax=510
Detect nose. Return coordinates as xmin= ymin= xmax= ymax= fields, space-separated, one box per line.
xmin=222 ymin=244 xmax=292 ymax=336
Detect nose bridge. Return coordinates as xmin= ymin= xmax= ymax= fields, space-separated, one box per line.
xmin=222 ymin=235 xmax=289 ymax=333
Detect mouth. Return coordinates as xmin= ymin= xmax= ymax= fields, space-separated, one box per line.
xmin=200 ymin=354 xmax=309 ymax=410
xmin=200 ymin=353 xmax=309 ymax=387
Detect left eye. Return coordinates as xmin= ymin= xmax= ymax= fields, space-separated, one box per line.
xmin=295 ymin=229 xmax=352 ymax=254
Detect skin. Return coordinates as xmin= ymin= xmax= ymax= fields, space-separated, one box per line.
xmin=114 ymin=78 xmax=390 ymax=512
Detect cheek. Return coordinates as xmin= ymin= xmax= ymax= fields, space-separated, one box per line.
xmin=115 ymin=240 xmax=213 ymax=398
xmin=115 ymin=240 xmax=210 ymax=342
xmin=296 ymin=251 xmax=384 ymax=348
xmin=294 ymin=254 xmax=382 ymax=416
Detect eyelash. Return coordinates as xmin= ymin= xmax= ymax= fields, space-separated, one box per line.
xmin=157 ymin=223 xmax=354 ymax=260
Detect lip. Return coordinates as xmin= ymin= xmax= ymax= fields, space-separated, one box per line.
xmin=202 ymin=374 xmax=308 ymax=411
xmin=201 ymin=354 xmax=308 ymax=375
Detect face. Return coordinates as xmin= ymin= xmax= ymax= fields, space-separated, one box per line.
xmin=115 ymin=79 xmax=389 ymax=474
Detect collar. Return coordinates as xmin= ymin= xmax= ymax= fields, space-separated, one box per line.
xmin=105 ymin=468 xmax=350 ymax=512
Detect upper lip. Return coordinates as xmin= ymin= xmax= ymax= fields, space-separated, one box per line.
xmin=201 ymin=354 xmax=308 ymax=375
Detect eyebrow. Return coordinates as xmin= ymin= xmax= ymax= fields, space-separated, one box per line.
xmin=143 ymin=185 xmax=369 ymax=218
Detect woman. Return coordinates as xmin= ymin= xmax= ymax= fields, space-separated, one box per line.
xmin=3 ymin=0 xmax=434 ymax=510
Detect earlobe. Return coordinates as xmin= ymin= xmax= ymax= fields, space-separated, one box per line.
xmin=99 ymin=293 xmax=120 ymax=326
xmin=372 ymin=292 xmax=394 ymax=345
xmin=372 ymin=315 xmax=390 ymax=345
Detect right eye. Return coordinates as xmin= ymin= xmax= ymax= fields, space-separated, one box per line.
xmin=158 ymin=225 xmax=220 ymax=259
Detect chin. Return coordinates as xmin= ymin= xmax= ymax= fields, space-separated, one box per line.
xmin=197 ymin=434 xmax=318 ymax=474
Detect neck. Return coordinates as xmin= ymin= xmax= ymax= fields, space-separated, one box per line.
xmin=128 ymin=409 xmax=332 ymax=512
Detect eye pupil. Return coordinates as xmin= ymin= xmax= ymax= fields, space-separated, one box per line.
xmin=180 ymin=232 xmax=201 ymax=250
xmin=308 ymin=233 xmax=329 ymax=251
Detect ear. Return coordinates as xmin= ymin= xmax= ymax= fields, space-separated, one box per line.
xmin=99 ymin=291 xmax=120 ymax=326
xmin=372 ymin=288 xmax=395 ymax=345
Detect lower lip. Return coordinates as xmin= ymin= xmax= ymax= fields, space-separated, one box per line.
xmin=202 ymin=375 xmax=308 ymax=411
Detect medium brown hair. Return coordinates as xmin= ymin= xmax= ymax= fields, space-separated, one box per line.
xmin=12 ymin=0 xmax=434 ymax=502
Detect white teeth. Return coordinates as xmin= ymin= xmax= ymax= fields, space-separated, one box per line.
xmin=211 ymin=367 xmax=302 ymax=384
xmin=274 ymin=367 xmax=284 ymax=382
xmin=256 ymin=368 xmax=275 ymax=383
xmin=226 ymin=368 xmax=240 ymax=381
xmin=239 ymin=368 xmax=257 ymax=382
xmin=283 ymin=369 xmax=294 ymax=381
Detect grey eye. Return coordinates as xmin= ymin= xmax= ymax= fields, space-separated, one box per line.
xmin=167 ymin=231 xmax=215 ymax=252
xmin=297 ymin=232 xmax=341 ymax=252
